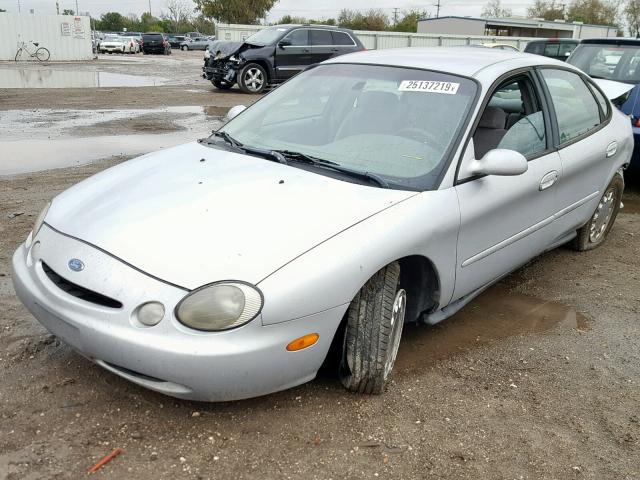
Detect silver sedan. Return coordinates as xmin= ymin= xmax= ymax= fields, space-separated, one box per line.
xmin=12 ymin=47 xmax=633 ymax=401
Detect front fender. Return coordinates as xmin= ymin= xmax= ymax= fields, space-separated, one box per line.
xmin=257 ymin=189 xmax=460 ymax=325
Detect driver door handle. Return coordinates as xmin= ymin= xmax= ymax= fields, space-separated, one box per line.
xmin=539 ymin=170 xmax=559 ymax=191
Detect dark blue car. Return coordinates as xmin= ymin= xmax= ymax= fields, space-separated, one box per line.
xmin=568 ymin=38 xmax=640 ymax=173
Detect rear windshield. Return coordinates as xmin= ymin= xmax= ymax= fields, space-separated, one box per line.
xmin=143 ymin=34 xmax=164 ymax=40
xmin=569 ymin=43 xmax=640 ymax=83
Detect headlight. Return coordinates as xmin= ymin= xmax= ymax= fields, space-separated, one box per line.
xmin=33 ymin=201 xmax=51 ymax=237
xmin=175 ymin=281 xmax=263 ymax=331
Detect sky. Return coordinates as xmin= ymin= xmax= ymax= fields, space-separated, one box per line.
xmin=0 ymin=0 xmax=536 ymax=21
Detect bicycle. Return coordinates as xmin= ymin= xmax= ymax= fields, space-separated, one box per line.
xmin=15 ymin=40 xmax=50 ymax=62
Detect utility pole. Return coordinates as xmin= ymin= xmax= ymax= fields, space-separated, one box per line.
xmin=17 ymin=0 xmax=21 ymax=13
xmin=148 ymin=0 xmax=152 ymax=17
xmin=434 ymin=0 xmax=441 ymax=18
xmin=393 ymin=7 xmax=399 ymax=25
xmin=75 ymin=0 xmax=78 ymax=15
xmin=56 ymin=0 xmax=59 ymax=14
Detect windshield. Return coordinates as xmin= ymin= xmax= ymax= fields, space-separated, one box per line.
xmin=220 ymin=63 xmax=477 ymax=190
xmin=568 ymin=44 xmax=640 ymax=83
xmin=244 ymin=27 xmax=287 ymax=45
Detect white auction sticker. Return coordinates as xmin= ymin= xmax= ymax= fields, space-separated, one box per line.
xmin=399 ymin=80 xmax=460 ymax=94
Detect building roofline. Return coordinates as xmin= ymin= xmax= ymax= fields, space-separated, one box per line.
xmin=417 ymin=15 xmax=616 ymax=30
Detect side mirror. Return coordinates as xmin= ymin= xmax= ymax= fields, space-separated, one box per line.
xmin=469 ymin=149 xmax=528 ymax=176
xmin=226 ymin=105 xmax=247 ymax=121
xmin=278 ymin=38 xmax=291 ymax=48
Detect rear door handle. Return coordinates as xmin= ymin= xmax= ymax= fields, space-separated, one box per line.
xmin=539 ymin=170 xmax=559 ymax=191
xmin=606 ymin=141 xmax=617 ymax=158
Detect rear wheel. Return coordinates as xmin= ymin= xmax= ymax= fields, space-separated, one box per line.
xmin=14 ymin=48 xmax=22 ymax=61
xmin=339 ymin=262 xmax=406 ymax=394
xmin=574 ymin=174 xmax=623 ymax=251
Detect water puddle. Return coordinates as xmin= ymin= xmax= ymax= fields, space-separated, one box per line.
xmin=395 ymin=284 xmax=589 ymax=375
xmin=0 ymin=106 xmax=225 ymax=175
xmin=0 ymin=68 xmax=165 ymax=88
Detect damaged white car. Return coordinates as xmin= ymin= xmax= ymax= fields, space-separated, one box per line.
xmin=13 ymin=47 xmax=632 ymax=401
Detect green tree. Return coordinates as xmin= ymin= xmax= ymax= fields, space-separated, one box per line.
xmin=392 ymin=9 xmax=429 ymax=32
xmin=527 ymin=0 xmax=566 ymax=20
xmin=190 ymin=14 xmax=216 ymax=34
xmin=567 ymin=0 xmax=619 ymax=26
xmin=194 ymin=0 xmax=277 ymax=24
xmin=96 ymin=12 xmax=126 ymax=31
xmin=481 ymin=0 xmax=512 ymax=18
xmin=338 ymin=9 xmax=389 ymax=31
xmin=625 ymin=0 xmax=640 ymax=36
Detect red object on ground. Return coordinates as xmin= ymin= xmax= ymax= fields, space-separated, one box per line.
xmin=88 ymin=448 xmax=124 ymax=474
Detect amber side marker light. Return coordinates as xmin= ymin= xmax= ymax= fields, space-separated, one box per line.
xmin=286 ymin=333 xmax=319 ymax=352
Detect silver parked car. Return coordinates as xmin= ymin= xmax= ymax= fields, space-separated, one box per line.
xmin=12 ymin=48 xmax=633 ymax=401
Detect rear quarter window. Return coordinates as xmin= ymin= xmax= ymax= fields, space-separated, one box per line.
xmin=332 ymin=31 xmax=355 ymax=46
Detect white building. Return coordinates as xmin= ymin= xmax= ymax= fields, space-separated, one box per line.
xmin=417 ymin=16 xmax=617 ymax=40
xmin=0 ymin=13 xmax=93 ymax=61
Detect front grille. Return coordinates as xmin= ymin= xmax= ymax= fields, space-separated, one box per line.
xmin=42 ymin=262 xmax=123 ymax=309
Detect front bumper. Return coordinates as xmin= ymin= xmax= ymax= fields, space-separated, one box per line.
xmin=203 ymin=58 xmax=238 ymax=84
xmin=11 ymin=225 xmax=344 ymax=401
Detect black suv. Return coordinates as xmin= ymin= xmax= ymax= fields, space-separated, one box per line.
xmin=523 ymin=38 xmax=578 ymax=61
xmin=142 ymin=33 xmax=171 ymax=55
xmin=203 ymin=24 xmax=364 ymax=93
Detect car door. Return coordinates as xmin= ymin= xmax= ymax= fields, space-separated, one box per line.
xmin=309 ymin=29 xmax=334 ymax=63
xmin=331 ymin=30 xmax=359 ymax=57
xmin=537 ymin=67 xmax=617 ymax=241
xmin=453 ymin=71 xmax=562 ymax=300
xmin=274 ymin=28 xmax=311 ymax=80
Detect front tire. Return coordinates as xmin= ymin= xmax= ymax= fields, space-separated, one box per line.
xmin=574 ymin=174 xmax=623 ymax=251
xmin=14 ymin=48 xmax=22 ymax=61
xmin=212 ymin=79 xmax=233 ymax=90
xmin=182 ymin=45 xmax=188 ymax=51
xmin=238 ymin=63 xmax=267 ymax=94
xmin=339 ymin=262 xmax=406 ymax=394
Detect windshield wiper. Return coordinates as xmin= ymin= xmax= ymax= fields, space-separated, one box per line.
xmin=210 ymin=130 xmax=242 ymax=148
xmin=202 ymin=131 xmax=288 ymax=165
xmin=274 ymin=150 xmax=389 ymax=189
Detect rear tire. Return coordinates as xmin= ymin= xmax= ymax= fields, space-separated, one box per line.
xmin=14 ymin=48 xmax=22 ymax=61
xmin=573 ymin=174 xmax=623 ymax=251
xmin=339 ymin=262 xmax=406 ymax=394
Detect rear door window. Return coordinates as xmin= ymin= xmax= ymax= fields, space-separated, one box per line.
xmin=310 ymin=30 xmax=332 ymax=46
xmin=544 ymin=43 xmax=560 ymax=57
xmin=540 ymin=69 xmax=602 ymax=144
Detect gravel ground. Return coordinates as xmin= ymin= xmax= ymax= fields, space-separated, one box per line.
xmin=0 ymin=54 xmax=639 ymax=480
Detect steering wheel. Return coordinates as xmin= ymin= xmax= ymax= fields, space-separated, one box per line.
xmin=395 ymin=127 xmax=441 ymax=146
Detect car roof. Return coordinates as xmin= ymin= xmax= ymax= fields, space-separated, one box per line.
xmin=526 ymin=38 xmax=579 ymax=44
xmin=324 ymin=46 xmax=572 ymax=80
xmin=580 ymin=38 xmax=640 ymax=45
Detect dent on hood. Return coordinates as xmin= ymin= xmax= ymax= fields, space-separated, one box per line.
xmin=207 ymin=40 xmax=251 ymax=59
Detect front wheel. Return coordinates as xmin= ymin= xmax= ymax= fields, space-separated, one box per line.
xmin=181 ymin=45 xmax=188 ymax=51
xmin=238 ymin=63 xmax=267 ymax=94
xmin=14 ymin=48 xmax=22 ymax=61
xmin=339 ymin=262 xmax=406 ymax=394
xmin=574 ymin=174 xmax=623 ymax=251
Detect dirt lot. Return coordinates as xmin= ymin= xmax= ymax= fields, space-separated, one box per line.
xmin=0 ymin=54 xmax=639 ymax=479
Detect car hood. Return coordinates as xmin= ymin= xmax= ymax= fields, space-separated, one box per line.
xmin=208 ymin=40 xmax=244 ymax=58
xmin=45 ymin=142 xmax=416 ymax=290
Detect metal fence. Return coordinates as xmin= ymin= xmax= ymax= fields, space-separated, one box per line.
xmin=0 ymin=13 xmax=93 ymax=61
xmin=215 ymin=23 xmax=536 ymax=50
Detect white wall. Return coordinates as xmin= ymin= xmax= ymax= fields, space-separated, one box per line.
xmin=215 ymin=24 xmax=534 ymax=50
xmin=0 ymin=13 xmax=93 ymax=61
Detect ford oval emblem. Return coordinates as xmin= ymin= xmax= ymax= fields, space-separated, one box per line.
xmin=68 ymin=258 xmax=85 ymax=272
